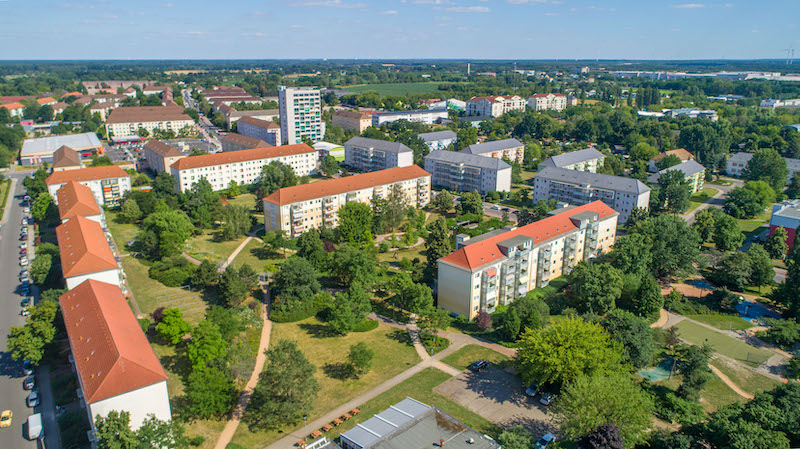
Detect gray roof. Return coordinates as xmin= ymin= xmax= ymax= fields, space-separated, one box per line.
xmin=418 ymin=130 xmax=457 ymax=142
xmin=345 ymin=137 xmax=412 ymax=154
xmin=340 ymin=398 xmax=499 ymax=449
xmin=648 ymin=160 xmax=706 ymax=184
xmin=787 ymin=157 xmax=800 ymax=172
xmin=425 ymin=150 xmax=511 ymax=171
xmin=21 ymin=132 xmax=101 ymax=156
xmin=536 ymin=166 xmax=651 ymax=195
xmin=539 ymin=147 xmax=606 ymax=169
xmin=462 ymin=138 xmax=523 ymax=155
xmin=727 ymin=152 xmax=754 ymax=164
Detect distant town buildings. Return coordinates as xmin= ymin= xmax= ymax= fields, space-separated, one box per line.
xmin=219 ymin=105 xmax=279 ymax=130
xmin=371 ymin=108 xmax=448 ymax=127
xmin=332 ymin=110 xmax=372 ymax=133
xmin=466 ymin=95 xmax=526 ymax=118
xmin=539 ymin=147 xmax=606 ymax=173
xmin=760 ymin=98 xmax=800 ymax=108
xmin=20 ymin=132 xmax=103 ymax=166
xmin=143 ymin=140 xmax=186 ymax=175
xmin=424 ymin=150 xmax=511 ymax=194
xmin=170 ymin=144 xmax=317 ymax=192
xmin=236 ymin=116 xmax=282 ymax=146
xmin=278 ymin=86 xmax=325 ymax=145
xmin=263 ymin=166 xmax=430 ymax=237
xmin=663 ymin=108 xmax=718 ymax=121
xmin=46 ymin=165 xmax=132 ymax=206
xmin=461 ymin=138 xmax=524 ymax=164
xmin=344 ymin=136 xmax=414 ymax=172
xmin=418 ymin=130 xmax=457 ymax=151
xmin=726 ymin=152 xmax=800 ymax=182
xmin=437 ymin=201 xmax=619 ymax=319
xmin=105 ymin=106 xmax=194 ymax=139
xmin=527 ymin=93 xmax=567 ymax=111
xmin=533 ymin=167 xmax=651 ymax=223
xmin=648 ymin=160 xmax=706 ymax=194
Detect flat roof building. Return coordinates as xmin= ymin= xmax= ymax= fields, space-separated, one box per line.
xmin=424 ymin=150 xmax=511 ymax=194
xmin=20 ymin=132 xmax=103 ymax=166
xmin=372 ymin=108 xmax=448 ymax=127
xmin=539 ymin=147 xmax=606 ymax=173
xmin=344 ymin=137 xmax=413 ymax=172
xmin=769 ymin=200 xmax=800 ymax=253
xmin=333 ymin=110 xmax=372 ymax=133
xmin=224 ymin=108 xmax=279 ymax=130
xmin=279 ymin=86 xmax=325 ymax=145
xmin=418 ymin=130 xmax=457 ymax=151
xmin=46 ymin=165 xmax=132 ymax=207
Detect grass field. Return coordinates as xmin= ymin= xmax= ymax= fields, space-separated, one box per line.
xmin=647 ymin=372 xmax=744 ymax=414
xmin=686 ymin=314 xmax=752 ymax=331
xmin=226 ymin=193 xmax=257 ymax=209
xmin=674 ymin=320 xmax=772 ymax=366
xmin=376 ymin=245 xmax=428 ymax=265
xmin=342 ymin=82 xmax=449 ymax=96
xmin=440 ymin=344 xmax=510 ymax=371
xmin=319 ymin=368 xmax=500 ymax=442
xmin=185 ymin=230 xmax=246 ymax=264
xmin=686 ymin=187 xmax=719 ymax=214
xmin=231 ymin=238 xmax=287 ymax=272
xmin=738 ymin=209 xmax=771 ymax=236
xmin=0 ymin=179 xmax=11 ymax=220
xmin=710 ymin=357 xmax=781 ymax=396
xmin=230 ymin=317 xmax=421 ymax=448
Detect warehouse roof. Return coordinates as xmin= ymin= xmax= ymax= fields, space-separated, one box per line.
xmin=21 ymin=133 xmax=102 ymax=156
xmin=425 ymin=150 xmax=511 ymax=170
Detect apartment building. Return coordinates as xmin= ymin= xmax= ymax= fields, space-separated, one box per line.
xmin=0 ymin=102 xmax=25 ymax=117
xmin=224 ymin=108 xmax=279 ymax=130
xmin=461 ymin=138 xmax=524 ymax=164
xmin=418 ymin=130 xmax=457 ymax=151
xmin=465 ymin=95 xmax=526 ymax=118
xmin=51 ymin=145 xmax=83 ymax=172
xmin=533 ymin=167 xmax=650 ymax=223
xmin=60 ymin=280 xmax=170 ymax=436
xmin=527 ymin=93 xmax=568 ymax=111
xmin=56 ymin=181 xmax=104 ymax=225
xmin=56 ymin=216 xmax=121 ymax=290
xmin=46 ymin=165 xmax=132 ymax=206
xmin=333 ymin=110 xmax=372 ymax=133
xmin=372 ymin=108 xmax=448 ymax=127
xmin=105 ymin=106 xmax=194 ymax=139
xmin=648 ymin=160 xmax=706 ymax=194
xmin=236 ymin=116 xmax=282 ymax=146
xmin=344 ymin=137 xmax=413 ymax=172
xmin=263 ymin=166 xmax=431 ymax=237
xmin=143 ymin=140 xmax=186 ymax=175
xmin=539 ymin=147 xmax=606 ymax=173
xmin=220 ymin=133 xmax=270 ymax=153
xmin=648 ymin=148 xmax=695 ymax=172
xmin=278 ymin=86 xmax=325 ymax=145
xmin=437 ymin=201 xmax=619 ymax=319
xmin=170 ymin=143 xmax=317 ymax=193
xmin=726 ymin=152 xmax=800 ymax=182
xmin=424 ymin=150 xmax=511 ymax=194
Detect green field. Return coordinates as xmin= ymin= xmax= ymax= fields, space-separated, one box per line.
xmin=674 ymin=320 xmax=772 ymax=366
xmin=686 ymin=187 xmax=719 ymax=214
xmin=711 ymin=357 xmax=781 ymax=396
xmin=342 ymin=82 xmax=449 ymax=96
xmin=686 ymin=314 xmax=752 ymax=331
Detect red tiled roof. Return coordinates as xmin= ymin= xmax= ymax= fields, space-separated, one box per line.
xmin=237 ymin=115 xmax=279 ymax=129
xmin=651 ymin=148 xmax=694 ymax=162
xmin=46 ymin=165 xmax=130 ymax=186
xmin=52 ymin=145 xmax=81 ymax=168
xmin=56 ymin=216 xmax=118 ymax=278
xmin=57 ymin=182 xmax=101 ymax=220
xmin=440 ymin=201 xmax=618 ymax=270
xmin=61 ymin=91 xmax=83 ymax=98
xmin=265 ymin=165 xmax=430 ymax=206
xmin=36 ymin=97 xmax=56 ymax=105
xmin=1 ymin=102 xmax=25 ymax=110
xmin=172 ymin=143 xmax=313 ymax=170
xmin=144 ymin=140 xmax=183 ymax=158
xmin=105 ymin=106 xmax=192 ymax=124
xmin=60 ymin=280 xmax=167 ymax=404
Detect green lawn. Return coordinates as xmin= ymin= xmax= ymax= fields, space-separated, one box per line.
xmin=710 ymin=357 xmax=781 ymax=396
xmin=440 ymin=344 xmax=510 ymax=371
xmin=738 ymin=209 xmax=771 ymax=236
xmin=225 ymin=193 xmax=257 ymax=209
xmin=231 ymin=317 xmax=421 ymax=448
xmin=231 ymin=238 xmax=287 ymax=272
xmin=686 ymin=187 xmax=719 ymax=213
xmin=686 ymin=314 xmax=752 ymax=331
xmin=674 ymin=321 xmax=772 ymax=366
xmin=0 ymin=179 xmax=11 ymax=221
xmin=700 ymin=376 xmax=748 ymax=413
xmin=342 ymin=82 xmax=452 ymax=96
xmin=320 ymin=368 xmax=500 ymax=442
xmin=376 ymin=246 xmax=428 ymax=265
xmin=185 ymin=230 xmax=247 ymax=264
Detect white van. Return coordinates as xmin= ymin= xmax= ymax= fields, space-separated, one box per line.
xmin=26 ymin=413 xmax=42 ymax=440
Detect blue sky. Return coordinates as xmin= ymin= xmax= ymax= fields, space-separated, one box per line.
xmin=0 ymin=0 xmax=795 ymax=60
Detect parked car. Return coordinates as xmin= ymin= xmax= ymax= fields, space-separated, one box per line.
xmin=535 ymin=433 xmax=556 ymax=449
xmin=23 ymin=207 xmax=30 ymax=213
xmin=23 ymin=360 xmax=33 ymax=375
xmin=21 ymin=297 xmax=31 ymax=307
xmin=23 ymin=376 xmax=35 ymax=390
xmin=20 ymin=242 xmax=27 ymax=249
xmin=491 ymin=204 xmax=501 ymax=210
xmin=539 ymin=392 xmax=556 ymax=406
xmin=468 ymin=360 xmax=489 ymax=372
xmin=26 ymin=391 xmax=39 ymax=408
xmin=20 ymin=248 xmax=27 ymax=255
xmin=20 ymin=308 xmax=30 ymax=317
xmin=19 ymin=258 xmax=28 ymax=266
xmin=525 ymin=382 xmax=539 ymax=397
xmin=0 ymin=410 xmax=12 ymax=428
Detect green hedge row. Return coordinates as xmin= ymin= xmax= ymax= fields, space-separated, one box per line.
xmin=351 ymin=319 xmax=379 ymax=333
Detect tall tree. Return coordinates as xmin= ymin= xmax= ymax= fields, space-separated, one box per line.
xmin=578 ymin=423 xmax=625 ymax=449
xmin=347 ymin=342 xmax=374 ymax=377
xmin=458 ymin=191 xmax=483 ymax=216
xmin=569 ymin=262 xmax=623 ymax=314
xmin=328 ymin=284 xmax=372 ymax=334
xmin=748 ymin=244 xmax=774 ymax=290
xmin=384 ymin=184 xmax=407 ymax=231
xmin=743 ymin=148 xmax=789 ymax=191
xmin=337 ymin=202 xmax=374 ymax=245
xmin=601 ymin=309 xmax=656 ymax=368
xmin=330 ymin=244 xmax=377 ymax=287
xmin=184 ymin=367 xmax=238 ymax=420
xmin=424 ymin=217 xmax=453 ymax=280
xmin=713 ymin=214 xmax=744 ymax=251
xmin=432 ymin=190 xmax=454 ymax=214
xmin=296 ymin=231 xmax=327 ymax=270
xmin=155 ymin=308 xmax=191 ymax=344
xmin=765 ymin=226 xmax=790 ymax=259
xmin=187 ymin=320 xmax=227 ymax=371
xmin=271 ymin=256 xmax=320 ymax=311
xmin=94 ymin=410 xmax=138 ymax=449
xmin=6 ymin=299 xmax=59 ymax=365
xmin=693 ymin=208 xmax=717 ymax=242
xmin=631 ymin=214 xmax=700 ymax=278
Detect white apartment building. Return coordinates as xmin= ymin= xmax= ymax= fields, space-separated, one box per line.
xmin=236 ymin=116 xmax=282 ymax=146
xmin=344 ymin=137 xmax=414 ymax=172
xmin=418 ymin=130 xmax=457 ymax=151
xmin=438 ymin=201 xmax=619 ymax=319
xmin=527 ymin=93 xmax=568 ymax=111
xmin=538 ymin=148 xmax=606 ymax=173
xmin=60 ymin=280 xmax=171 ymax=436
xmin=424 ymin=150 xmax=512 ymax=194
xmin=725 ymin=151 xmax=800 ymax=182
xmin=104 ymin=106 xmax=194 ymax=139
xmin=56 ymin=216 xmax=122 ymax=290
xmin=533 ymin=167 xmax=651 ymax=223
xmin=170 ymin=143 xmax=317 ymax=193
xmin=46 ymin=165 xmax=132 ymax=206
xmin=371 ymin=108 xmax=448 ymax=127
xmin=465 ymin=95 xmax=526 ymax=118
xmin=278 ymin=86 xmax=325 ymax=145
xmin=56 ymin=181 xmax=105 ymax=226
xmin=143 ymin=140 xmax=186 ymax=175
xmin=263 ymin=166 xmax=431 ymax=237
xmin=461 ymin=138 xmax=524 ymax=164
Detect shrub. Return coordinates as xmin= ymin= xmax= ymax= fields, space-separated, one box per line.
xmin=151 ymin=306 xmax=165 ymax=323
xmin=148 ymin=255 xmax=197 ymax=287
xmin=378 ymin=242 xmax=390 ymax=253
xmin=270 ymin=302 xmax=319 ymax=323
xmin=787 ymin=356 xmax=800 ymax=379
xmin=188 ymin=435 xmax=206 ymax=446
xmin=351 ymin=319 xmax=379 ymax=333
xmin=757 ymin=318 xmax=800 ymax=349
xmin=652 ymin=391 xmax=706 ymax=424
xmin=138 ymin=318 xmax=151 ymax=333
xmin=476 ymin=311 xmax=492 ymax=330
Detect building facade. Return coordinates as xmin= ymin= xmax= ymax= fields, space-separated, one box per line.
xmin=236 ymin=116 xmax=282 ymax=146
xmin=170 ymin=143 xmax=317 ymax=193
xmin=224 ymin=108 xmax=279 ymax=130
xmin=461 ymin=138 xmax=524 ymax=164
xmin=418 ymin=130 xmax=457 ymax=151
xmin=56 ymin=216 xmax=121 ymax=290
xmin=371 ymin=108 xmax=448 ymax=126
xmin=538 ymin=147 xmax=605 ymax=173
xmin=332 ymin=110 xmax=372 ymax=133
xmin=143 ymin=140 xmax=185 ymax=175
xmin=105 ymin=106 xmax=194 ymax=139
xmin=648 ymin=160 xmax=706 ymax=194
xmin=466 ymin=95 xmax=526 ymax=117
xmin=533 ymin=167 xmax=651 ymax=223
xmin=344 ymin=137 xmax=414 ymax=172
xmin=437 ymin=202 xmax=619 ymax=319
xmin=424 ymin=150 xmax=511 ymax=194
xmin=46 ymin=166 xmax=132 ymax=206
xmin=278 ymin=86 xmax=325 ymax=145
xmin=527 ymin=93 xmax=567 ymax=111
xmin=769 ymin=200 xmax=800 ymax=253
xmin=263 ymin=166 xmax=430 ymax=237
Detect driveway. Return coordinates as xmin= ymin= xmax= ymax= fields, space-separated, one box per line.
xmin=434 ymin=367 xmax=555 ymax=435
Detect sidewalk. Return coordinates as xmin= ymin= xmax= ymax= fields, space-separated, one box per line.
xmin=38 ymin=365 xmax=63 ymax=449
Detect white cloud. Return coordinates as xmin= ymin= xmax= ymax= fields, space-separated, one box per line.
xmin=291 ymin=0 xmax=367 ymax=8
xmin=446 ymin=5 xmax=490 ymax=12
xmin=671 ymin=3 xmax=704 ymax=8
xmin=508 ymin=0 xmax=547 ymax=4
xmin=380 ymin=9 xmax=398 ymax=14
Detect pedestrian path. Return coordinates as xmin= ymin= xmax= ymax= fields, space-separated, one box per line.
xmin=709 ymin=364 xmax=754 ymax=400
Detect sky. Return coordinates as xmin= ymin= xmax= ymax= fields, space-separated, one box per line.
xmin=0 ymin=0 xmax=796 ymax=60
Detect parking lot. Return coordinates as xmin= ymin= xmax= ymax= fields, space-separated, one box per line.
xmin=434 ymin=366 xmax=556 ymax=435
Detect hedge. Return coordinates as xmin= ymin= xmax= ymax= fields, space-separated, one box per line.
xmin=270 ymin=302 xmax=320 ymax=323
xmin=351 ymin=319 xmax=379 ymax=333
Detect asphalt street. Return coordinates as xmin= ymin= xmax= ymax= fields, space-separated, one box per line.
xmin=0 ymin=175 xmax=39 ymax=449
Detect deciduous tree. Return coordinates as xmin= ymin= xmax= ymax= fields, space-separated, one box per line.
xmin=95 ymin=410 xmax=138 ymax=449
xmin=337 ymin=202 xmax=374 ymax=245
xmin=569 ymin=262 xmax=623 ymax=314
xmin=744 ymin=148 xmax=789 ymax=191
xmin=347 ymin=342 xmax=374 ymax=377
xmin=328 ymin=284 xmax=372 ymax=335
xmin=184 ymin=367 xmax=238 ymax=420
xmin=713 ymin=214 xmax=744 ymax=251
xmin=765 ymin=226 xmax=789 ymax=259
xmin=187 ymin=320 xmax=227 ymax=371
xmin=155 ymin=308 xmax=191 ymax=344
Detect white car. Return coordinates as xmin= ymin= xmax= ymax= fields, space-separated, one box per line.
xmin=26 ymin=391 xmax=39 ymax=408
xmin=23 ymin=207 xmax=30 ymax=213
xmin=20 ymin=242 xmax=27 ymax=249
xmin=19 ymin=258 xmax=28 ymax=266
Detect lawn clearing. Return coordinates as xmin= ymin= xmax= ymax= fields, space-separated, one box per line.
xmin=376 ymin=245 xmax=428 ymax=265
xmin=700 ymin=376 xmax=746 ymax=413
xmin=686 ymin=187 xmax=719 ymax=213
xmin=230 ymin=317 xmax=421 ymax=448
xmin=231 ymin=238 xmax=287 ymax=272
xmin=686 ymin=314 xmax=752 ymax=331
xmin=185 ymin=230 xmax=246 ymax=264
xmin=342 ymin=82 xmax=451 ymax=96
xmin=674 ymin=320 xmax=772 ymax=366
xmin=225 ymin=193 xmax=257 ymax=209
xmin=710 ymin=356 xmax=781 ymax=396
xmin=440 ymin=344 xmax=510 ymax=371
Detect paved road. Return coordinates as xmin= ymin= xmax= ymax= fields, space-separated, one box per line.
xmin=0 ymin=175 xmax=38 ymax=449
